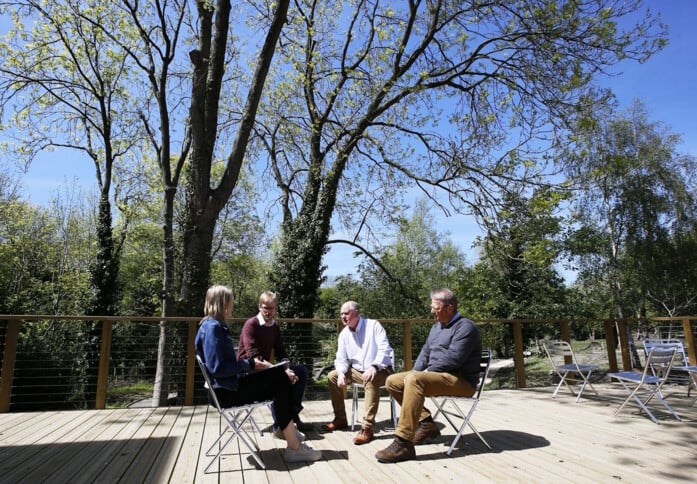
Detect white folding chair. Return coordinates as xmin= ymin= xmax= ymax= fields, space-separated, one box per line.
xmin=542 ymin=340 xmax=599 ymax=402
xmin=644 ymin=338 xmax=697 ymax=404
xmin=430 ymin=349 xmax=493 ymax=455
xmin=350 ymin=382 xmax=397 ymax=430
xmin=196 ymin=354 xmax=273 ymax=472
xmin=608 ymin=346 xmax=681 ymax=424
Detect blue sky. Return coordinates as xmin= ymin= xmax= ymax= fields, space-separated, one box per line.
xmin=9 ymin=1 xmax=697 ymax=281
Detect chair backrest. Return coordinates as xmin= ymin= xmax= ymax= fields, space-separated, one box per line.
xmin=643 ymin=338 xmax=688 ymax=366
xmin=196 ymin=353 xmax=225 ymax=412
xmin=641 ymin=346 xmax=677 ymax=382
xmin=543 ymin=340 xmax=582 ymax=367
xmin=473 ymin=349 xmax=492 ymax=399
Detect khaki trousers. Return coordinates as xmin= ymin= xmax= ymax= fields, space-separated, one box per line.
xmin=386 ymin=370 xmax=474 ymax=442
xmin=327 ymin=367 xmax=391 ymax=429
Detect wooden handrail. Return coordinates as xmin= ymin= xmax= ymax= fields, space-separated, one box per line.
xmin=1 ymin=315 xmax=695 ymax=412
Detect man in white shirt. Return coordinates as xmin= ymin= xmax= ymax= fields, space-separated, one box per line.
xmin=321 ymin=301 xmax=394 ymax=445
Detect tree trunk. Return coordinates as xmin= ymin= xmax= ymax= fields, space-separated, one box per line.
xmin=153 ymin=187 xmax=178 ymax=406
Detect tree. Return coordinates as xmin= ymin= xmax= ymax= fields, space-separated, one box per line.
xmin=564 ymin=100 xmax=697 ymax=318
xmin=468 ymin=187 xmax=569 ymax=356
xmin=259 ymin=0 xmax=667 ymax=325
xmin=0 ymin=0 xmax=140 ymax=316
xmin=178 ymin=0 xmax=290 ymax=315
xmin=0 ymin=0 xmax=291 ymax=404
xmin=351 ymin=201 xmax=468 ymax=319
xmin=563 ymin=100 xmax=697 ymax=365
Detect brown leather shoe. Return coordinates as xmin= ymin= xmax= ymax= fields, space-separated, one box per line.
xmin=320 ymin=418 xmax=348 ymax=432
xmin=353 ymin=427 xmax=374 ymax=445
xmin=375 ymin=438 xmax=416 ymax=463
xmin=413 ymin=420 xmax=440 ymax=445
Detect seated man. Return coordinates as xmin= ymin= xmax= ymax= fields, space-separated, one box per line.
xmin=237 ymin=291 xmax=313 ymax=435
xmin=375 ymin=288 xmax=482 ymax=463
xmin=321 ymin=301 xmax=394 ymax=445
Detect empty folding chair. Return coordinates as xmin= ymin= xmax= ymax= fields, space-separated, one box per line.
xmin=430 ymin=349 xmax=493 ymax=455
xmin=196 ymin=354 xmax=273 ymax=472
xmin=644 ymin=338 xmax=697 ymax=404
xmin=542 ymin=340 xmax=599 ymax=402
xmin=608 ymin=346 xmax=681 ymax=424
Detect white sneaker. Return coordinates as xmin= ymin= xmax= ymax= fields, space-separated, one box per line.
xmin=273 ymin=426 xmax=305 ymax=442
xmin=284 ymin=443 xmax=322 ymax=463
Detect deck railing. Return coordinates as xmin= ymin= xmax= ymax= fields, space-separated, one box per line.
xmin=1 ymin=315 xmax=696 ymax=413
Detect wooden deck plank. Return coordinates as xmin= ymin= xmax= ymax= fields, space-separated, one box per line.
xmin=2 ymin=384 xmax=697 ymax=483
xmin=1 ymin=409 xmax=116 ymax=482
xmin=74 ymin=407 xmax=160 ymax=483
xmin=0 ymin=409 xmax=99 ymax=477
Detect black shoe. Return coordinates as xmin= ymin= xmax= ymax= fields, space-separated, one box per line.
xmin=296 ymin=419 xmax=315 ymax=432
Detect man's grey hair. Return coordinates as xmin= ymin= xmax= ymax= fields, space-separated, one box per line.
xmin=343 ymin=301 xmax=360 ymax=312
xmin=430 ymin=288 xmax=457 ymax=311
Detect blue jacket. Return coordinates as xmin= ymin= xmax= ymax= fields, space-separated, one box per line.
xmin=413 ymin=313 xmax=482 ymax=388
xmin=195 ymin=317 xmax=254 ymax=391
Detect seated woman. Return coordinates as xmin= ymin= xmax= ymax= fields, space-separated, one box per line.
xmin=195 ymin=284 xmax=322 ymax=463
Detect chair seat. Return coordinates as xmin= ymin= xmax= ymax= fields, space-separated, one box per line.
xmin=673 ymin=365 xmax=697 ymax=372
xmin=607 ymin=371 xmax=663 ymax=385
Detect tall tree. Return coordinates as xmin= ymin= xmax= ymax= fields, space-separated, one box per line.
xmin=178 ymin=0 xmax=290 ymax=315
xmin=0 ymin=0 xmax=290 ymax=404
xmin=564 ymin=100 xmax=697 ymax=319
xmin=477 ymin=187 xmax=568 ymax=319
xmin=258 ymin=0 xmax=666 ymax=322
xmin=563 ymin=100 xmax=697 ymax=365
xmin=0 ymin=0 xmax=139 ymax=315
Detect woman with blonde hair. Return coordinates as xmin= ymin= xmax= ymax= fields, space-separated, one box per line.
xmin=195 ymin=285 xmax=322 ymax=463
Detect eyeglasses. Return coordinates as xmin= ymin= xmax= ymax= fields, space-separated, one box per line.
xmin=430 ymin=304 xmax=450 ymax=311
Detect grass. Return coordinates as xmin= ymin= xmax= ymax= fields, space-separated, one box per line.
xmin=107 ymin=380 xmax=154 ymax=408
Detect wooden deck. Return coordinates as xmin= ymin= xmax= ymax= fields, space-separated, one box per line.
xmin=2 ymin=383 xmax=697 ymax=483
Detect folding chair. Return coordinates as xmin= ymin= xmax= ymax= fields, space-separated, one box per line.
xmin=608 ymin=346 xmax=681 ymax=424
xmin=430 ymin=349 xmax=492 ymax=456
xmin=350 ymin=382 xmax=397 ymax=430
xmin=196 ymin=354 xmax=273 ymax=472
xmin=542 ymin=340 xmax=599 ymax=402
xmin=644 ymin=338 xmax=697 ymax=404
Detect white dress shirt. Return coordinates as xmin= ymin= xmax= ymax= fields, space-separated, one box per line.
xmin=334 ymin=317 xmax=394 ymax=373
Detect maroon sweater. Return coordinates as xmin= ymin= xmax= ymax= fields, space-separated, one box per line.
xmin=236 ymin=315 xmax=289 ymax=362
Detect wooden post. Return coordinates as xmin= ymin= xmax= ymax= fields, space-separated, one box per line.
xmin=185 ymin=320 xmax=197 ymax=406
xmin=0 ymin=319 xmax=20 ymax=413
xmin=403 ymin=321 xmax=412 ymax=371
xmin=95 ymin=320 xmax=113 ymax=409
xmin=683 ymin=318 xmax=697 ymax=366
xmin=604 ymin=319 xmax=618 ymax=372
xmin=617 ymin=320 xmax=631 ymax=370
xmin=513 ymin=321 xmax=525 ymax=388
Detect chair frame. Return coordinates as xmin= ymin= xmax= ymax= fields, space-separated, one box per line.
xmin=430 ymin=349 xmax=493 ymax=456
xmin=643 ymin=338 xmax=697 ymax=404
xmin=350 ymin=382 xmax=397 ymax=430
xmin=608 ymin=346 xmax=681 ymax=424
xmin=542 ymin=340 xmax=599 ymax=402
xmin=195 ymin=354 xmax=272 ymax=472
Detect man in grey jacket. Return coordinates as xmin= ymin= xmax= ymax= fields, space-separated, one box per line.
xmin=375 ymin=288 xmax=482 ymax=463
